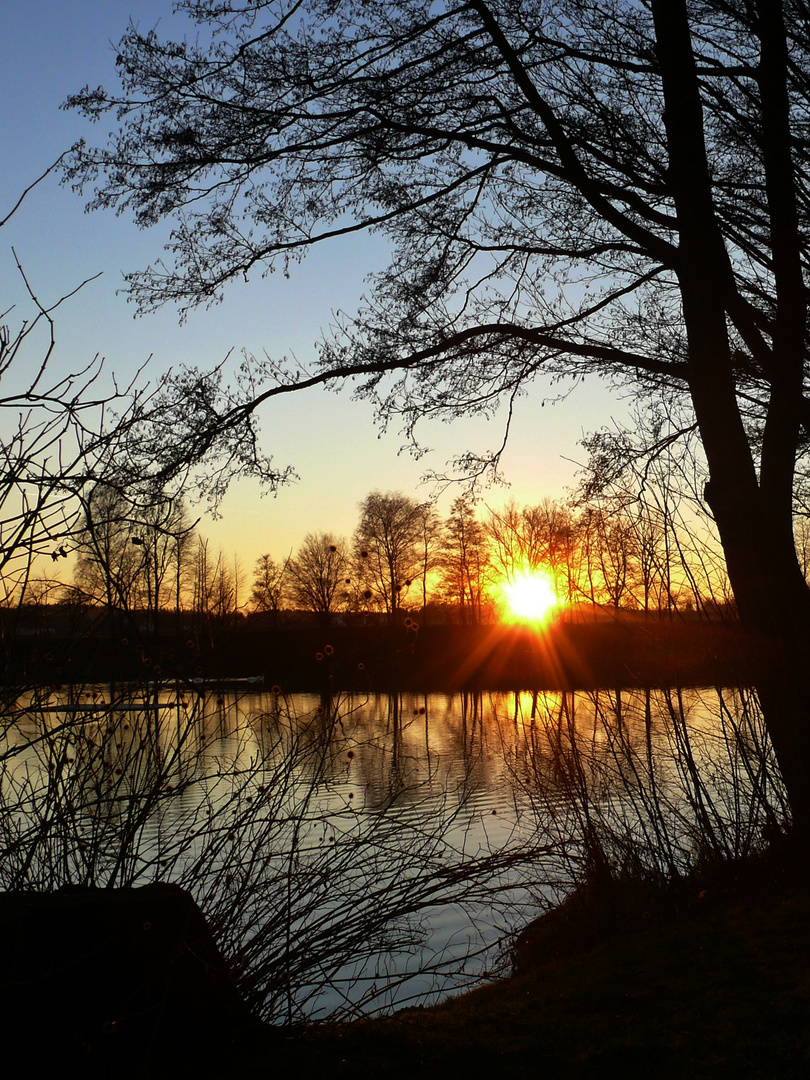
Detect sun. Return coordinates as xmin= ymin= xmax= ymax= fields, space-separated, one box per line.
xmin=501 ymin=569 xmax=560 ymax=624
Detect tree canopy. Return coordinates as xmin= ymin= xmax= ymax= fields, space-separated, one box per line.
xmin=63 ymin=0 xmax=696 ymax=472
xmin=64 ymin=2 xmax=807 ymax=434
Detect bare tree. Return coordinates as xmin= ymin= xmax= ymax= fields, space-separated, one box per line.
xmin=484 ymin=502 xmax=536 ymax=588
xmin=135 ymin=496 xmax=196 ymax=635
xmin=251 ymin=553 xmax=289 ymax=624
xmin=484 ymin=498 xmax=576 ymax=603
xmin=287 ymin=533 xmax=349 ymax=627
xmin=577 ymin=402 xmax=734 ymax=616
xmin=441 ymin=495 xmax=492 ymax=625
xmin=0 ymin=167 xmax=179 ymax=677
xmin=630 ymin=508 xmax=672 ymax=614
xmin=592 ymin=509 xmax=640 ymax=611
xmin=191 ymin=538 xmax=241 ymax=642
xmin=413 ymin=502 xmax=444 ymax=622
xmin=75 ymin=486 xmax=195 ymax=637
xmin=74 ymin=485 xmax=142 ymax=615
xmin=796 ymin=519 xmax=810 ymax=584
xmin=355 ymin=492 xmax=423 ymax=625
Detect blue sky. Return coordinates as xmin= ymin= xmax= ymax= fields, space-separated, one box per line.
xmin=1 ymin=1 xmax=629 ymax=572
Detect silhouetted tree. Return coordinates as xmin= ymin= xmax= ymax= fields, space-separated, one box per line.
xmin=133 ymin=496 xmax=196 ymax=635
xmin=484 ymin=498 xmax=575 ymax=602
xmin=192 ymin=539 xmax=242 ymax=643
xmin=592 ymin=509 xmax=640 ymax=611
xmin=65 ymin=0 xmax=810 ymax=833
xmin=287 ymin=533 xmax=349 ymax=627
xmin=75 ymin=486 xmax=194 ymax=636
xmin=251 ymin=553 xmax=289 ymax=624
xmin=355 ymin=492 xmax=423 ymax=625
xmin=74 ymin=485 xmax=142 ymax=615
xmin=0 ymin=165 xmax=157 ymax=628
xmin=796 ymin=519 xmax=810 ymax=584
xmin=577 ymin=402 xmax=732 ymax=615
xmin=413 ymin=502 xmax=444 ymax=621
xmin=484 ymin=502 xmax=539 ymax=589
xmin=441 ymin=495 xmax=491 ymax=624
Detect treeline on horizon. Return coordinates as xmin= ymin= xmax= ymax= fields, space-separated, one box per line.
xmin=9 ymin=480 xmax=750 ymax=636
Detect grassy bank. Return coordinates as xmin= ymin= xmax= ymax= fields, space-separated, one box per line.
xmin=243 ymin=852 xmax=810 ymax=1079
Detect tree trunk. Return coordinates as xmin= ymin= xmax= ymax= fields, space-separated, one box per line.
xmin=653 ymin=0 xmax=810 ymax=838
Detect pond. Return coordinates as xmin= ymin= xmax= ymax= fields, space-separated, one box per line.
xmin=0 ymin=683 xmax=785 ymax=1023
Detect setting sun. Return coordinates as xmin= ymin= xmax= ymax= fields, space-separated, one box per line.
xmin=501 ymin=569 xmax=560 ymax=624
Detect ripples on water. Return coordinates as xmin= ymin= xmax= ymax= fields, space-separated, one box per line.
xmin=0 ymin=684 xmax=785 ymax=1021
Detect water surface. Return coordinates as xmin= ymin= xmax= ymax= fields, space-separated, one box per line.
xmin=1 ymin=683 xmax=781 ymax=1021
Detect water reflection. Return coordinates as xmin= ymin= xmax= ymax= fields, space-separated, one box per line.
xmin=0 ymin=683 xmax=785 ymax=1021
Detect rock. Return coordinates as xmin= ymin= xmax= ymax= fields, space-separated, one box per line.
xmin=0 ymin=882 xmax=254 ymax=1074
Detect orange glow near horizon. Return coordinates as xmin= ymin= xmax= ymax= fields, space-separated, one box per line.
xmin=499 ymin=568 xmax=561 ymax=626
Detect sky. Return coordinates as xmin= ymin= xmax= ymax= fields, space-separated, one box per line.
xmin=1 ymin=1 xmax=632 ymax=575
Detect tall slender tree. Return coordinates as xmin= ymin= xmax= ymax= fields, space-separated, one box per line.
xmin=74 ymin=485 xmax=142 ymax=615
xmin=413 ymin=502 xmax=444 ymax=621
xmin=441 ymin=495 xmax=491 ymax=625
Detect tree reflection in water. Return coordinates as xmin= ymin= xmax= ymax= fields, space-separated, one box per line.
xmin=0 ymin=683 xmax=785 ymax=1022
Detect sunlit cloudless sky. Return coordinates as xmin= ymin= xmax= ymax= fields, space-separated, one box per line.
xmin=1 ymin=1 xmax=632 ymax=575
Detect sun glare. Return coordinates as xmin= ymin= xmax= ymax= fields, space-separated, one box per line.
xmin=501 ymin=569 xmax=560 ymax=624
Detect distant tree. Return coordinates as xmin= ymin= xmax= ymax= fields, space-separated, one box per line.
xmin=629 ymin=509 xmax=671 ymax=614
xmin=483 ymin=502 xmax=527 ymax=589
xmin=74 ymin=486 xmax=194 ymax=635
xmin=251 ymin=553 xmax=288 ymax=623
xmin=441 ymin=495 xmax=491 ymax=625
xmin=192 ymin=538 xmax=241 ymax=642
xmin=593 ymin=511 xmax=640 ymax=611
xmin=133 ymin=496 xmax=196 ymax=635
xmin=413 ymin=502 xmax=444 ymax=620
xmin=577 ymin=405 xmax=731 ymax=615
xmin=0 ymin=162 xmax=160 ymax=632
xmin=74 ymin=485 xmax=142 ymax=615
xmin=796 ymin=519 xmax=810 ymax=584
xmin=287 ymin=533 xmax=349 ymax=627
xmin=537 ymin=501 xmax=578 ymax=609
xmin=484 ymin=500 xmax=572 ymax=582
xmin=355 ymin=492 xmax=423 ymax=625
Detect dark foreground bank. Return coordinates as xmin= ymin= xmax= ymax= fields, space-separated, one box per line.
xmin=254 ymin=849 xmax=810 ymax=1080
xmin=4 ymin=849 xmax=808 ymax=1079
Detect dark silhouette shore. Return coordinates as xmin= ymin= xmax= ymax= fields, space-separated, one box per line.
xmin=6 ymin=847 xmax=806 ymax=1078
xmin=2 ymin=611 xmax=771 ymax=692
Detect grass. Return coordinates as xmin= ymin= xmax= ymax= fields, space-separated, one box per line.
xmin=237 ymin=849 xmax=810 ymax=1079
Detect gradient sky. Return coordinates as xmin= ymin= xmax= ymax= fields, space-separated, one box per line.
xmin=1 ymin=1 xmax=632 ymax=575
